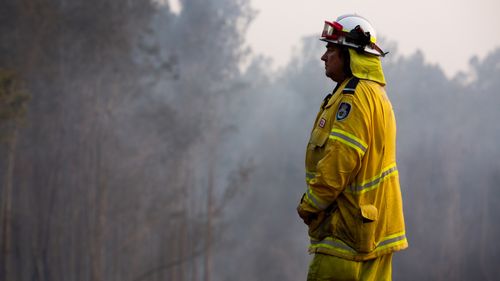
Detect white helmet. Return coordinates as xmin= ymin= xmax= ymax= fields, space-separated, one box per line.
xmin=320 ymin=14 xmax=386 ymax=56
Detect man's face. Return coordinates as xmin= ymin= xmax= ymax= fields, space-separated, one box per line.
xmin=321 ymin=43 xmax=345 ymax=82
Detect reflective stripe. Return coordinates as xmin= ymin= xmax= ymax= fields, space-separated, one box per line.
xmin=329 ymin=129 xmax=367 ymax=154
xmin=304 ymin=171 xmax=330 ymax=210
xmin=310 ymin=232 xmax=407 ymax=255
xmin=305 ymin=171 xmax=315 ymax=184
xmin=377 ymin=232 xmax=407 ymax=250
xmin=343 ymin=87 xmax=356 ymax=93
xmin=310 ymin=237 xmax=357 ymax=254
xmin=305 ymin=187 xmax=329 ymax=210
xmin=347 ymin=164 xmax=398 ymax=194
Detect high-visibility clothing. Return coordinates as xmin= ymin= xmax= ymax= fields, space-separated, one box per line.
xmin=307 ymin=253 xmax=393 ymax=281
xmin=348 ymin=49 xmax=386 ymax=85
xmin=297 ymin=76 xmax=408 ymax=261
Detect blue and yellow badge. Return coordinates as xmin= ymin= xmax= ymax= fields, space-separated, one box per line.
xmin=336 ymin=102 xmax=351 ymax=121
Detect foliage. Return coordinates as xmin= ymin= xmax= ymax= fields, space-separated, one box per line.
xmin=1 ymin=0 xmax=499 ymax=280
xmin=0 ymin=0 xmax=255 ymax=280
xmin=217 ymin=38 xmax=500 ymax=280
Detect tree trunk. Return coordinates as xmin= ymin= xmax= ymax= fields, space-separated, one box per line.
xmin=204 ymin=164 xmax=213 ymax=281
xmin=1 ymin=126 xmax=18 ymax=281
xmin=204 ymin=125 xmax=219 ymax=281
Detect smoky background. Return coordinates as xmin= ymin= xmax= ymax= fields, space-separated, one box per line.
xmin=0 ymin=0 xmax=499 ymax=280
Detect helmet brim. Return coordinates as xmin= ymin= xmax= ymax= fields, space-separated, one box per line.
xmin=319 ymin=38 xmax=383 ymax=57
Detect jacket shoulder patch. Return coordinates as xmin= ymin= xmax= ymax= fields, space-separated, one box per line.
xmin=336 ymin=102 xmax=351 ymax=121
xmin=318 ymin=118 xmax=327 ymax=128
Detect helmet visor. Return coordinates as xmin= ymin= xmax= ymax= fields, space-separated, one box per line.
xmin=321 ymin=21 xmax=344 ymax=40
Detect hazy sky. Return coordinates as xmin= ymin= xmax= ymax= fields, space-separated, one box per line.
xmin=246 ymin=0 xmax=500 ymax=77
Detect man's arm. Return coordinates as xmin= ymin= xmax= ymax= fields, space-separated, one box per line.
xmin=297 ymin=93 xmax=371 ymax=223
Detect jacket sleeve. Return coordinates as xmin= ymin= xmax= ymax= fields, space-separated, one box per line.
xmin=299 ymin=93 xmax=371 ymax=213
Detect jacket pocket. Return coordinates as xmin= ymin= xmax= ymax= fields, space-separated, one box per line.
xmin=308 ymin=128 xmax=329 ymax=149
xmin=356 ymin=204 xmax=378 ymax=253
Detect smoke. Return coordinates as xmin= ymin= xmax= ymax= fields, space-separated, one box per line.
xmin=0 ymin=0 xmax=499 ymax=280
xmin=215 ymin=37 xmax=500 ymax=280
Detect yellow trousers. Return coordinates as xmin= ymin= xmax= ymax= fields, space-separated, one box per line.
xmin=306 ymin=253 xmax=392 ymax=281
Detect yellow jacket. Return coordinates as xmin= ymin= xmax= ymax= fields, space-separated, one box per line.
xmin=298 ymin=75 xmax=408 ymax=261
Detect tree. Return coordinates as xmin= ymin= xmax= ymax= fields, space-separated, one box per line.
xmin=0 ymin=69 xmax=30 ymax=281
xmin=0 ymin=0 xmax=256 ymax=279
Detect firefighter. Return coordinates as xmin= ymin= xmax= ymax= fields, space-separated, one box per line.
xmin=297 ymin=14 xmax=408 ymax=280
